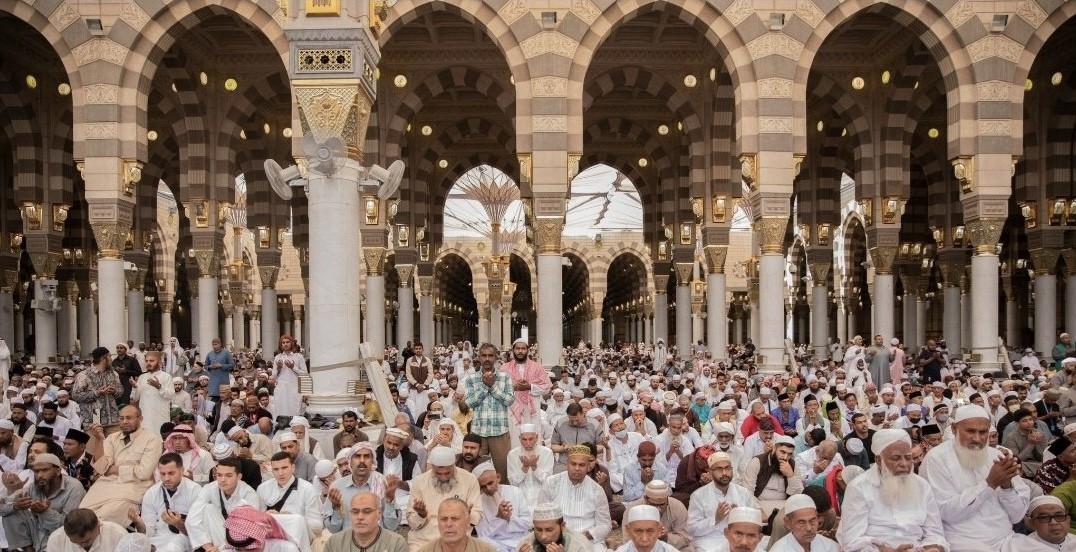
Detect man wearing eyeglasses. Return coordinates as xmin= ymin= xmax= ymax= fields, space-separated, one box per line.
xmin=1002 ymin=495 xmax=1074 ymax=551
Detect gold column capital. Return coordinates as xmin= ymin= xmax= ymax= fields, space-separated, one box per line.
xmin=363 ymin=247 xmax=388 ymax=276
xmin=703 ymin=246 xmax=728 ymax=274
xmin=674 ymin=262 xmax=694 ymax=286
xmin=869 ymin=245 xmax=899 ymax=275
xmin=293 ymin=81 xmax=373 ymax=162
xmin=193 ymin=249 xmax=220 ymax=278
xmin=90 ymin=220 xmax=131 ymax=259
xmin=965 ymin=218 xmax=1006 ymax=255
xmin=396 ymin=264 xmax=415 ymax=288
xmin=1062 ymin=250 xmax=1076 ymax=277
xmin=808 ymin=262 xmax=831 ymax=284
xmin=416 ymin=276 xmax=434 ymax=297
xmin=259 ymin=266 xmax=280 ymax=289
xmin=1029 ymin=248 xmax=1060 ymax=276
xmin=654 ymin=275 xmax=669 ymax=295
xmin=534 ymin=217 xmax=564 ymax=254
xmin=756 ymin=217 xmax=787 ymax=255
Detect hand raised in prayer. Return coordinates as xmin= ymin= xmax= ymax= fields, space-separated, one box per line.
xmin=813 ymin=457 xmax=830 ymax=473
xmin=514 ymin=380 xmax=531 ymax=391
xmin=699 ymin=472 xmax=713 ymax=484
xmin=920 ymin=546 xmax=944 ymax=552
xmin=641 ymin=466 xmax=654 ymax=483
xmin=106 ymin=464 xmax=120 ymax=476
xmin=2 ymin=473 xmax=24 ymax=493
xmin=715 ymin=501 xmax=732 ymax=522
xmin=29 ymin=499 xmax=50 ymax=514
xmin=594 ymin=470 xmax=608 ymax=484
xmin=413 ymin=498 xmax=427 ymax=518
xmin=385 ymin=474 xmax=400 ymax=501
xmin=545 ymin=543 xmax=564 ymax=552
xmin=986 ymin=454 xmax=1020 ymax=489
xmin=497 ymin=500 xmax=512 ymax=520
xmin=128 ymin=507 xmax=142 ymax=523
xmin=129 ymin=376 xmax=139 ymax=388
xmin=13 ymin=494 xmax=31 ymax=511
xmin=520 ymin=543 xmax=533 ymax=552
xmin=148 ymin=376 xmax=162 ymax=389
xmin=1029 ymin=430 xmax=1044 ymax=444
xmin=162 ymin=509 xmax=184 ymax=527
xmin=328 ymin=488 xmax=343 ymax=509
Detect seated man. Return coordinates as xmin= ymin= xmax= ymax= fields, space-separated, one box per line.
xmin=277 ymin=431 xmax=318 ymax=482
xmin=621 ymin=481 xmax=693 ymax=552
xmin=80 ymin=406 xmax=163 ymax=525
xmin=457 ymin=433 xmax=491 ymax=473
xmin=0 ymin=453 xmax=86 ymax=552
xmin=163 ymin=424 xmax=214 ymax=483
xmin=474 ymin=463 xmax=532 ymax=552
xmin=768 ymin=494 xmax=838 ymax=552
xmin=614 ymin=504 xmax=677 ymax=552
xmin=223 ymin=506 xmax=300 ymax=552
xmin=836 ymin=429 xmax=947 ymax=551
xmin=1034 ymin=435 xmax=1075 ymax=494
xmin=506 ymin=424 xmax=554 ymax=504
xmin=721 ymin=507 xmax=766 ymax=552
xmin=518 ymin=503 xmax=593 ymax=552
xmin=324 ymin=492 xmax=408 ymax=552
xmin=62 ymin=428 xmax=94 ymax=491
xmin=332 ymin=410 xmax=370 ymax=456
xmin=187 ymin=457 xmax=264 ymax=551
xmin=45 ymin=508 xmax=129 ymax=551
xmin=741 ymin=434 xmax=803 ymax=516
xmin=287 ymin=416 xmax=328 ymax=461
xmin=228 ymin=426 xmax=276 ymax=464
xmin=794 ymin=439 xmax=844 ymax=485
xmin=257 ymin=451 xmax=324 ymax=544
xmin=128 ymin=452 xmax=200 ymax=552
xmin=326 ymin=442 xmax=401 ymax=532
xmin=405 ymin=446 xmax=481 ymax=550
xmin=623 ymin=441 xmax=669 ymax=503
xmin=538 ymin=445 xmax=612 ymax=550
xmin=687 ymin=451 xmax=758 ymax=551
xmin=1002 ymin=495 xmax=1075 ymax=552
xmin=417 ymin=497 xmax=495 ymax=552
xmin=377 ymin=427 xmax=422 ymax=513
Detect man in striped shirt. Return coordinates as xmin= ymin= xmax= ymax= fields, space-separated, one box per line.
xmin=463 ymin=343 xmax=515 ymax=482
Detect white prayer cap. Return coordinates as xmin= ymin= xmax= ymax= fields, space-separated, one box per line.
xmin=384 ymin=427 xmax=410 ymax=440
xmin=727 ymin=507 xmax=764 ymax=527
xmin=0 ymin=420 xmax=13 ymax=431
xmin=437 ymin=419 xmax=455 ymax=428
xmin=289 ymin=416 xmax=310 ymax=428
xmin=56 ymin=390 xmax=69 ymax=397
xmin=32 ymin=453 xmax=63 ymax=468
xmin=532 ymin=503 xmax=563 ymax=521
xmin=871 ymin=428 xmax=912 ymax=456
xmin=869 ymin=405 xmax=887 ymax=415
xmin=335 ymin=447 xmax=352 ymax=462
xmin=4 ymin=386 xmax=15 ymax=393
xmin=586 ymin=408 xmax=604 ymax=420
xmin=718 ymin=400 xmax=736 ymax=411
xmin=844 ymin=437 xmax=865 ymax=455
xmin=890 ymin=338 xmax=900 ymax=346
xmin=835 ymin=384 xmax=847 ymax=392
xmin=1063 ymin=357 xmax=1076 ymax=366
xmin=644 ymin=480 xmax=671 ymax=500
xmin=519 ymin=424 xmax=538 ymax=435
xmin=552 ymin=388 xmax=565 ymax=396
xmin=277 ymin=431 xmax=298 ymax=443
xmin=314 ymin=459 xmax=336 ymax=478
xmin=631 ymin=403 xmax=646 ymax=412
xmin=607 ymin=414 xmax=623 ymax=424
xmin=784 ymin=494 xmax=816 ymax=515
xmin=951 ymin=404 xmax=990 ymax=424
xmin=211 ymin=443 xmax=235 ymax=460
xmin=713 ymin=422 xmax=735 ymax=436
xmin=472 ymin=462 xmax=496 ymax=476
xmin=428 ymin=446 xmax=456 ymax=467
xmin=513 ymin=338 xmax=528 ymax=347
xmin=226 ymin=425 xmax=245 ymax=438
xmin=774 ymin=435 xmax=795 ymax=447
xmin=840 ymin=465 xmax=865 ymax=484
xmin=707 ymin=451 xmax=732 ymax=468
xmin=9 ymin=397 xmax=23 ymax=406
xmin=1029 ymin=495 xmax=1065 ymax=513
xmin=116 ymin=533 xmax=152 ymax=552
xmin=172 ymin=377 xmax=184 ymax=385
xmin=624 ymin=505 xmax=661 ymax=525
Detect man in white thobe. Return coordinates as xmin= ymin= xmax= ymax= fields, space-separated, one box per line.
xmin=163 ymin=338 xmax=188 ymax=378
xmin=130 ymin=351 xmax=176 ymax=434
xmin=687 ymin=451 xmax=759 ymax=551
xmin=836 ymin=429 xmax=948 ymax=551
xmin=1001 ymin=495 xmax=1076 ymax=552
xmin=794 ymin=440 xmax=845 ymax=485
xmin=920 ymin=404 xmax=1030 ymax=552
xmin=538 ymin=446 xmax=612 ymax=551
xmin=769 ymin=494 xmax=839 ymax=552
xmin=614 ymin=505 xmax=679 ymax=552
xmin=474 ymin=463 xmax=532 ymax=552
xmin=129 ymin=452 xmax=201 ymax=552
xmin=506 ymin=424 xmax=554 ymax=503
xmin=257 ymin=451 xmax=324 ymax=545
xmin=186 ymin=458 xmax=263 ymax=551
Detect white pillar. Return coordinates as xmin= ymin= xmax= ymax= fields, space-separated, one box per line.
xmin=98 ymin=258 xmax=127 ymax=352
xmin=33 ymin=280 xmax=57 ymax=365
xmin=502 ymin=308 xmax=512 ymax=344
xmin=970 ymin=252 xmax=1001 ymax=373
xmin=57 ymin=297 xmax=74 ymax=357
xmin=0 ymin=291 xmax=13 ymax=349
xmin=874 ymin=273 xmax=895 ymax=345
xmin=836 ymin=302 xmax=847 ymax=345
xmin=916 ymin=298 xmax=927 ymax=349
xmin=398 ymin=285 xmax=414 ymax=350
xmin=943 ymin=286 xmax=961 ymax=354
xmin=961 ymin=290 xmax=971 ymax=357
xmin=365 ymin=274 xmax=385 ymax=355
xmin=732 ymin=314 xmax=743 ymax=345
xmin=642 ymin=315 xmax=652 ymax=346
xmin=224 ymin=313 xmax=234 ymax=349
xmin=1006 ymin=298 xmax=1018 ymax=347
xmin=160 ymin=308 xmax=172 ymax=345
xmin=758 ymin=254 xmax=784 ymax=372
xmin=261 ymin=289 xmax=278 ymax=354
xmin=127 ymin=289 xmax=145 ymax=344
xmin=847 ymin=310 xmax=857 ymax=341
xmin=489 ymin=303 xmax=501 ymax=348
xmin=190 ymin=297 xmax=200 ymax=349
xmin=654 ymin=293 xmax=669 ymax=346
xmin=1066 ymin=273 xmax=1076 ymax=345
xmin=675 ymin=285 xmax=691 ymax=356
xmin=812 ymin=285 xmax=829 ymax=358
xmin=691 ymin=309 xmax=703 ymax=345
xmin=78 ymin=297 xmax=97 ymax=356
xmin=707 ymin=273 xmax=727 ymax=358
xmin=248 ymin=316 xmax=258 ymax=350
xmin=420 ymin=295 xmax=434 ymax=348
xmin=293 ymin=314 xmax=302 ymax=349
xmin=1034 ymin=273 xmax=1057 ymax=357
xmin=749 ymin=296 xmax=760 ymax=344
xmin=197 ymin=277 xmax=219 ymax=351
xmin=478 ymin=310 xmax=490 ymax=346
xmin=536 ymin=252 xmax=562 ymax=366
xmin=902 ymin=293 xmax=916 ymax=350
xmin=233 ymin=306 xmax=246 ymax=350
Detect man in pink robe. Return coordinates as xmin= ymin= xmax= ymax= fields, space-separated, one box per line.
xmin=500 ymin=339 xmax=550 ymax=447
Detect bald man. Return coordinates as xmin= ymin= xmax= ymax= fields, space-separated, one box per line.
xmin=80 ymin=405 xmax=164 ymax=525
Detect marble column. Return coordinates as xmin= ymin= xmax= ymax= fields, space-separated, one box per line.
xmin=643 ymin=313 xmax=652 ymax=346
xmin=942 ymin=285 xmax=961 ymax=351
xmin=968 ymin=219 xmax=1005 ymax=372
xmin=748 ymin=280 xmax=760 ymax=345
xmin=293 ymin=311 xmax=302 ymax=348
xmin=535 ymin=218 xmax=564 ymax=366
xmin=57 ymin=287 xmax=75 ymax=358
xmin=95 ymin=257 xmax=127 ymax=351
xmin=248 ymin=313 xmax=258 ymax=350
xmin=916 ymin=298 xmax=927 ymax=348
xmin=674 ymin=263 xmax=693 ymax=356
xmin=261 ymin=288 xmax=278 ymax=351
xmin=197 ymin=275 xmax=219 ymax=350
xmin=847 ymin=309 xmax=857 ymax=340
xmin=78 ymin=296 xmax=97 ymax=356
xmin=233 ymin=305 xmax=246 ymax=350
xmin=33 ymin=279 xmax=57 ymax=365
xmin=0 ymin=289 xmax=13 ymax=349
xmin=732 ymin=312 xmax=743 ymax=345
xmin=189 ymin=288 xmax=200 ymax=348
xmin=127 ymin=287 xmax=145 ymax=344
xmin=1005 ymin=295 xmax=1018 ymax=347
xmin=871 ymin=245 xmax=897 ymax=345
xmin=1064 ymin=251 xmax=1076 ymax=345
xmin=478 ymin=305 xmax=490 ymax=346
xmin=808 ymin=261 xmax=831 ymax=358
xmin=489 ymin=303 xmax=502 ymax=348
xmin=654 ymin=275 xmax=669 ymax=346
xmin=691 ymin=303 xmax=703 ymax=345
xmin=705 ymin=246 xmax=728 ymax=359
xmin=902 ymin=293 xmax=916 ymax=348
xmin=160 ymin=302 xmax=173 ymax=345
xmin=836 ymin=301 xmax=847 ymax=345
xmin=223 ymin=310 xmax=234 ymax=349
xmin=1031 ymin=248 xmax=1060 ymax=356
xmin=502 ymin=304 xmax=512 ymax=344
xmin=363 ymin=252 xmax=387 ymax=358
xmin=417 ymin=276 xmax=434 ymax=348
xmin=961 ymin=286 xmax=971 ymax=357
xmin=396 ymin=265 xmax=415 ymax=350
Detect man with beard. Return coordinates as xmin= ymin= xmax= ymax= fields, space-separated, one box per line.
xmin=507 ymin=424 xmax=555 ymax=503
xmin=687 ymin=451 xmax=759 ymax=551
xmin=278 ymin=431 xmax=318 ymax=482
xmin=622 ymin=441 xmax=669 ymax=502
xmin=622 ymin=481 xmax=693 ymax=552
xmin=36 ymin=401 xmax=74 ymax=443
xmin=723 ymin=507 xmax=766 ymax=552
xmin=0 ymin=452 xmax=86 ymax=552
xmin=333 ymin=410 xmax=369 ymax=455
xmin=405 ymin=446 xmax=481 ymax=550
xmin=463 ymin=343 xmax=515 ymax=481
xmin=62 ymin=428 xmax=94 ymax=490
xmin=162 ymin=337 xmax=188 ymax=378
xmin=768 ymin=494 xmax=838 ymax=552
xmin=614 ymin=504 xmax=678 ymax=552
xmin=45 ymin=508 xmax=130 ymax=552
xmin=326 ymin=442 xmax=401 ymax=532
xmin=237 ymin=395 xmax=271 ymax=436
xmin=0 ymin=419 xmax=29 ymax=471
xmin=257 ymin=451 xmax=324 ymax=544
xmin=537 ymin=445 xmax=612 ymax=550
xmin=837 ymin=429 xmax=947 ymax=551
xmin=405 ymin=342 xmax=436 ymax=416
xmin=79 ymin=405 xmax=163 ymax=525
xmin=921 ymin=404 xmax=1030 ymax=551
xmin=324 ymin=492 xmax=408 ymax=552
xmin=741 ymin=434 xmax=803 ymax=515
xmin=53 ymin=390 xmax=82 ymax=429
xmin=171 ymin=377 xmax=193 ymax=414
xmin=474 ymin=462 xmax=532 ymax=552
xmin=227 ymin=425 xmax=275 ymax=463
xmin=502 ymin=338 xmax=551 ymax=447
xmin=112 ymin=342 xmax=142 ymax=405
xmin=186 ymin=457 xmax=263 ymax=551
xmin=1002 ymin=496 xmax=1075 ymax=552
xmin=130 ymin=351 xmax=175 ymax=434
xmin=457 ymin=433 xmax=491 ymax=472
xmin=127 ymin=452 xmax=200 ymax=552
xmin=376 ymin=427 xmax=421 ymax=513
xmin=519 ymin=503 xmax=592 ymax=552
xmin=164 ymin=425 xmax=214 ymax=483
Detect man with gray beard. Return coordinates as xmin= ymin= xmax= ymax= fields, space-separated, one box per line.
xmin=405 ymin=445 xmax=481 ymax=550
xmin=836 ymin=429 xmax=947 ymax=551
xmin=920 ymin=404 xmax=1030 ymax=552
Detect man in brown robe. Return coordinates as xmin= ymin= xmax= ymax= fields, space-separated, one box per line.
xmin=79 ymin=405 xmax=162 ymax=525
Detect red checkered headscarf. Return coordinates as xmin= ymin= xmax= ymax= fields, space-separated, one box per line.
xmin=224 ymin=506 xmax=289 ymax=550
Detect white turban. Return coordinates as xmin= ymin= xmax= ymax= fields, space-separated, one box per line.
xmin=951 ymin=404 xmax=990 ymax=424
xmin=728 ymin=507 xmax=763 ymax=526
xmin=784 ymin=494 xmax=816 ymax=514
xmin=428 ymin=446 xmax=456 ymax=467
xmin=624 ymin=505 xmax=661 ymax=525
xmin=871 ymin=428 xmax=911 ymax=456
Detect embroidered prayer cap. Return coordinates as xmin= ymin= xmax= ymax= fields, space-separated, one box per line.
xmin=32 ymin=453 xmax=63 ymax=468
xmin=869 ymin=405 xmax=887 ymax=415
xmin=644 ymin=480 xmax=671 ymax=500
xmin=566 ymin=444 xmax=593 ymax=458
xmin=212 ymin=443 xmax=236 ymax=460
xmin=844 ymin=437 xmax=864 ymax=455
xmin=707 ymin=451 xmax=733 ymax=468
xmin=1029 ymin=495 xmax=1065 ymax=514
xmin=532 ymin=503 xmax=563 ymax=521
xmin=384 ymin=427 xmax=410 ymax=440
xmin=519 ymin=424 xmax=538 ymax=435
xmin=277 ymin=431 xmax=298 ymax=443
xmin=116 ymin=533 xmax=152 ymax=552
xmin=428 ymin=445 xmax=457 ymax=466
xmin=784 ymin=494 xmax=816 ymax=514
xmin=951 ymin=404 xmax=990 ymax=424
xmin=314 ymin=459 xmax=335 ymax=478
xmin=624 ymin=505 xmax=661 ymax=525
xmin=774 ymin=435 xmax=795 ymax=447
xmin=713 ymin=422 xmax=735 ymax=436
xmin=871 ymin=428 xmax=912 ymax=456
xmin=727 ymin=507 xmax=764 ymax=527
xmin=840 ymin=465 xmax=864 ymax=484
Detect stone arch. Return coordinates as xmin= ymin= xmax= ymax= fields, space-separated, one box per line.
xmin=560 ymin=245 xmax=596 ymax=288
xmin=0 ymin=2 xmax=80 ymax=89
xmin=796 ymin=0 xmax=976 ymax=158
xmin=114 ymin=0 xmax=288 ymax=160
xmin=569 ymin=0 xmax=756 ymax=148
xmin=807 ymin=74 xmax=876 ymax=196
xmin=606 ymin=249 xmax=651 ymax=293
xmin=382 ymin=0 xmax=530 ymax=83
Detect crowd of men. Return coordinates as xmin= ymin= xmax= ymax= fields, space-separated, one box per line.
xmin=0 ymin=329 xmax=1075 ymax=552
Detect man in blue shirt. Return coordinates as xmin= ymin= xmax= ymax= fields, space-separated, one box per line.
xmin=204 ymin=338 xmax=234 ymax=415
